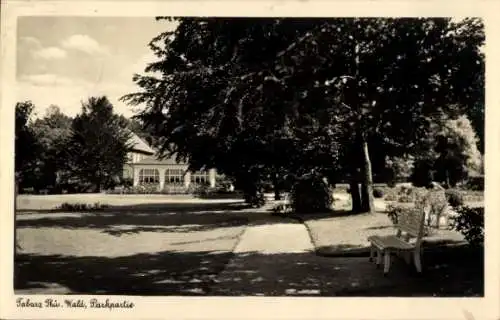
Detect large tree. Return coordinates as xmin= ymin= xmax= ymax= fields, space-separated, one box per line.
xmin=66 ymin=96 xmax=131 ymax=192
xmin=123 ymin=17 xmax=484 ymax=211
xmin=123 ymin=18 xmax=343 ymax=203
xmin=31 ymin=105 xmax=73 ymax=191
xmin=411 ymin=114 xmax=482 ymax=188
xmin=15 ymin=101 xmax=40 ymax=191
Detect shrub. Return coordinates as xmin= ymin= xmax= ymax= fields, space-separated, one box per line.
xmin=290 ymin=173 xmax=333 ymax=214
xmin=56 ymin=202 xmax=109 ymax=211
xmin=389 ymin=188 xmax=448 ymax=229
xmin=421 ymin=189 xmax=448 ymax=228
xmin=193 ymin=184 xmax=210 ymax=195
xmin=121 ymin=177 xmax=133 ymax=188
xmin=385 ymin=155 xmax=415 ymax=187
xmin=262 ymin=182 xmax=274 ymax=193
xmin=244 ymin=192 xmax=266 ymax=208
xmin=386 ymin=204 xmax=406 ymax=224
xmin=162 ymin=184 xmax=188 ymax=194
xmin=397 ymin=194 xmax=414 ymax=203
xmin=373 ymin=188 xmax=384 ymax=198
xmin=107 ymin=184 xmax=196 ymax=195
xmin=410 ymin=159 xmax=435 ymax=188
xmin=465 ymin=176 xmax=484 ymax=191
xmin=384 ymin=188 xmax=399 ymax=201
xmin=462 ymin=191 xmax=484 ymax=203
xmin=386 ymin=180 xmax=396 ymax=188
xmin=451 ymin=206 xmax=484 ymax=246
xmin=270 ymin=203 xmax=291 ymax=216
xmin=396 ymin=186 xmax=428 ymax=203
xmin=445 ymin=189 xmax=465 ymax=208
xmin=387 ymin=202 xmax=432 ymax=235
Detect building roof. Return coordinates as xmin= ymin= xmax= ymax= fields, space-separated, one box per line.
xmin=135 ymin=154 xmax=188 ymax=165
xmin=128 ymin=131 xmax=155 ymax=155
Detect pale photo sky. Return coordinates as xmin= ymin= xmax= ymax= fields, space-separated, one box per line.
xmin=16 ymin=17 xmax=177 ymax=118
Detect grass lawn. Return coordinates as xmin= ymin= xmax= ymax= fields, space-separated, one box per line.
xmin=299 ymin=192 xmax=476 ymax=256
xmin=15 ymin=194 xmax=251 ymax=295
xmin=14 ymin=192 xmax=484 ymax=296
xmin=289 ymin=193 xmax=483 ymax=296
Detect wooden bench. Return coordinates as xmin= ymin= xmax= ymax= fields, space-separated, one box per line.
xmin=367 ymin=200 xmax=429 ymax=275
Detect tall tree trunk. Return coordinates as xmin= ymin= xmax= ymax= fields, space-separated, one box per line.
xmin=348 ymin=137 xmax=362 ymax=213
xmin=446 ymin=169 xmax=450 ymax=188
xmin=360 ymin=138 xmax=375 ymax=213
xmin=349 ymin=159 xmax=362 ymax=213
xmin=273 ymin=173 xmax=281 ymax=200
xmin=350 ymin=180 xmax=362 ymax=213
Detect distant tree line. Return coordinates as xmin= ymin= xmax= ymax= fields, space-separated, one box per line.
xmin=14 ymin=96 xmax=143 ymax=194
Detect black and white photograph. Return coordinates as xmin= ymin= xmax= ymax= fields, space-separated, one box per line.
xmin=1 ymin=1 xmax=499 ymax=319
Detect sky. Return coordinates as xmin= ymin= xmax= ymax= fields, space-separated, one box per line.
xmin=17 ymin=17 xmax=177 ymax=119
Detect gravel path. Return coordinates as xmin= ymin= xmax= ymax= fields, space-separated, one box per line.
xmin=210 ymin=220 xmax=323 ymax=295
xmin=232 ymin=223 xmax=314 ymax=254
xmin=207 ymin=219 xmax=434 ymax=296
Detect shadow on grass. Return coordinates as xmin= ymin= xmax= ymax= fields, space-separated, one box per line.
xmin=15 ymin=250 xmax=233 ymax=296
xmin=16 ymin=202 xmax=268 ymax=235
xmin=15 ymin=245 xmax=483 ymax=297
xmin=17 ymin=201 xmax=248 ymax=214
xmin=286 ymin=209 xmax=365 ymax=222
xmin=364 ymin=225 xmax=393 ymax=230
xmin=315 ymin=238 xmax=469 ymax=257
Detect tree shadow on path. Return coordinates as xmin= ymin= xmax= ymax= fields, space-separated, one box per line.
xmin=15 ymin=245 xmax=483 ymax=297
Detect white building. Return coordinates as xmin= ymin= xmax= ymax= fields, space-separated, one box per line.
xmin=123 ymin=132 xmax=216 ymax=190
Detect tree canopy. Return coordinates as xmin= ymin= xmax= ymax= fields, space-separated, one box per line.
xmin=122 ymin=17 xmax=484 ymax=209
xmin=65 ymin=96 xmax=131 ymax=192
xmin=31 ymin=105 xmax=73 ymax=190
xmin=15 ymin=101 xmax=40 ymax=189
xmin=122 ymin=17 xmax=484 ymax=210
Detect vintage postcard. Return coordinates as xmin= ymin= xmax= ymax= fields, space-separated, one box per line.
xmin=1 ymin=1 xmax=499 ymax=319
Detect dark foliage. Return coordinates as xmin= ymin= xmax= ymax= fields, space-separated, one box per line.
xmin=451 ymin=206 xmax=484 ymax=246
xmin=290 ymin=172 xmax=333 ymax=214
xmin=15 ymin=101 xmax=41 ymax=190
xmin=410 ymin=159 xmax=435 ymax=188
xmin=372 ymin=188 xmax=384 ymax=198
xmin=465 ymin=176 xmax=484 ymax=191
xmin=121 ymin=18 xmax=484 ymax=210
xmin=445 ymin=189 xmax=465 ymax=208
xmin=65 ymin=96 xmax=131 ymax=192
xmin=56 ymin=202 xmax=110 ymax=211
xmin=385 ymin=204 xmax=407 ymax=225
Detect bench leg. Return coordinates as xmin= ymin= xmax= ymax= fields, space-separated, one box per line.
xmin=383 ymin=251 xmax=391 ymax=274
xmin=403 ymin=251 xmax=411 ymax=264
xmin=376 ymin=249 xmax=382 ymax=267
xmin=413 ymin=250 xmax=422 ymax=273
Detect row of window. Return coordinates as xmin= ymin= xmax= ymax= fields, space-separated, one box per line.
xmin=127 ymin=153 xmax=145 ymax=163
xmin=138 ymin=169 xmax=210 ymax=185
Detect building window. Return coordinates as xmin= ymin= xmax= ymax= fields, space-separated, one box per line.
xmin=139 ymin=168 xmax=159 ymax=184
xmin=165 ymin=169 xmax=184 ymax=185
xmin=123 ymin=166 xmax=132 ymax=179
xmin=132 ymin=153 xmax=144 ymax=163
xmin=191 ymin=170 xmax=209 ymax=185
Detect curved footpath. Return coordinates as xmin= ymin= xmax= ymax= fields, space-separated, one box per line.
xmin=208 ymin=216 xmax=417 ymax=296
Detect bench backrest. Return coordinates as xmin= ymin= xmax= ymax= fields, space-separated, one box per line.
xmin=396 ymin=206 xmax=427 ymax=238
xmin=395 ymin=193 xmax=430 ymax=244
